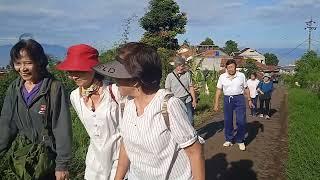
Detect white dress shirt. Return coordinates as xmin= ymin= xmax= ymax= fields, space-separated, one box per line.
xmin=70 ymin=83 xmax=121 ymax=180
xmin=217 ymin=72 xmax=247 ymax=96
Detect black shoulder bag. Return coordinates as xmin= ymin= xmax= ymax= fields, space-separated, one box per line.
xmin=172 ymin=72 xmax=193 ymax=103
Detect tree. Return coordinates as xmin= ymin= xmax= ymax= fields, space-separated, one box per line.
xmin=120 ymin=14 xmax=138 ymax=44
xmin=182 ymin=39 xmax=190 ymax=47
xmin=157 ymin=48 xmax=175 ymax=87
xmin=99 ymin=48 xmax=117 ymax=64
xmin=140 ymin=0 xmax=187 ymax=50
xmin=224 ymin=40 xmax=239 ymax=55
xmin=264 ymin=53 xmax=279 ymax=66
xmin=295 ymin=50 xmax=320 ymax=93
xmin=200 ymin=37 xmax=214 ymax=46
xmin=241 ymin=58 xmax=258 ymax=78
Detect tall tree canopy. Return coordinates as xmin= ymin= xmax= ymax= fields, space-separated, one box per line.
xmin=140 ymin=0 xmax=187 ymax=49
xmin=264 ymin=53 xmax=279 ymax=66
xmin=224 ymin=40 xmax=239 ymax=55
xmin=200 ymin=37 xmax=214 ymax=46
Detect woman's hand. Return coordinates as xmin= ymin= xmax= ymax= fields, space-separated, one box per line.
xmin=55 ymin=170 xmax=69 ymax=180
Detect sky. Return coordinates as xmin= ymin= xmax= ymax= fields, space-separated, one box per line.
xmin=1 ymin=0 xmax=320 ymax=51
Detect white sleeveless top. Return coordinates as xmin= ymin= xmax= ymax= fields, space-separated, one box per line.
xmin=70 ymin=83 xmax=121 ymax=180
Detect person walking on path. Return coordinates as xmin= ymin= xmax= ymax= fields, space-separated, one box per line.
xmin=257 ymin=73 xmax=274 ymax=120
xmin=0 ymin=39 xmax=72 ymax=180
xmin=57 ymin=44 xmax=123 ymax=180
xmin=213 ymin=59 xmax=253 ymax=151
xmin=247 ymin=72 xmax=260 ymax=116
xmin=165 ymin=56 xmax=197 ymax=125
xmin=94 ymin=42 xmax=205 ymax=180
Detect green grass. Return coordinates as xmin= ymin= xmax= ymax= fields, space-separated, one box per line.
xmin=69 ymin=108 xmax=89 ymax=179
xmin=287 ymin=88 xmax=320 ymax=180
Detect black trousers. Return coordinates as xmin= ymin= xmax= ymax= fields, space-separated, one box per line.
xmin=259 ymin=98 xmax=271 ymax=116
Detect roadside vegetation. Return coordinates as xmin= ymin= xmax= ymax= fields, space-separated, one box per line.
xmin=282 ymin=50 xmax=320 ymax=180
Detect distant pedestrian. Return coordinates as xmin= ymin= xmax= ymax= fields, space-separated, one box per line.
xmin=247 ymin=72 xmax=260 ymax=116
xmin=165 ymin=56 xmax=197 ymax=125
xmin=213 ymin=59 xmax=253 ymax=151
xmin=257 ymin=73 xmax=274 ymax=119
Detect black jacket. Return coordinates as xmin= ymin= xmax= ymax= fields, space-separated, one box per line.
xmin=0 ymin=77 xmax=72 ymax=171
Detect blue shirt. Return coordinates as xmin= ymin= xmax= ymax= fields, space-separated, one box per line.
xmin=258 ymin=81 xmax=273 ymax=96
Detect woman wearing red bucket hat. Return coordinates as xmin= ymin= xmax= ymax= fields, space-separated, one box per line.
xmin=57 ymin=44 xmax=123 ymax=180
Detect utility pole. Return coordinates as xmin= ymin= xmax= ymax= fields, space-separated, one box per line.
xmin=305 ymin=18 xmax=317 ymax=51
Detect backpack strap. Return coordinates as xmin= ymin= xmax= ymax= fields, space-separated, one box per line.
xmin=108 ymin=84 xmax=119 ymax=105
xmin=161 ymin=93 xmax=173 ymax=130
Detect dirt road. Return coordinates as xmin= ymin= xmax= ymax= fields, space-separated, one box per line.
xmin=198 ymin=86 xmax=288 ymax=180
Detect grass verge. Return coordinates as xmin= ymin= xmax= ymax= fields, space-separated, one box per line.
xmin=287 ymin=88 xmax=320 ymax=180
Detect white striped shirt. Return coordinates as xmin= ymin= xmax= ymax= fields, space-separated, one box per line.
xmin=120 ymin=89 xmax=199 ymax=180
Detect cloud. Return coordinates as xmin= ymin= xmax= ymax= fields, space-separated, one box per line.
xmin=0 ymin=0 xmax=149 ymax=46
xmin=1 ymin=0 xmax=319 ymax=49
xmin=254 ymin=0 xmax=320 ymax=24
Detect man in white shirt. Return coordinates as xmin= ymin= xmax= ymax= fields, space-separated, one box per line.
xmin=247 ymin=72 xmax=260 ymax=116
xmin=213 ymin=59 xmax=253 ymax=151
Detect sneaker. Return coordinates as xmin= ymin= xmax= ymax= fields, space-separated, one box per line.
xmin=238 ymin=143 xmax=246 ymax=151
xmin=259 ymin=114 xmax=264 ymax=118
xmin=223 ymin=141 xmax=233 ymax=147
xmin=265 ymin=115 xmax=270 ymax=119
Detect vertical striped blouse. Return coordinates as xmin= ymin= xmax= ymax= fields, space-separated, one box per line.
xmin=120 ymin=89 xmax=201 ymax=180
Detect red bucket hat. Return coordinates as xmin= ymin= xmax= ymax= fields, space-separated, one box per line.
xmin=56 ymin=44 xmax=99 ymax=72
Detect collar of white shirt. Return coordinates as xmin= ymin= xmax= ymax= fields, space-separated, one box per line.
xmin=226 ymin=71 xmax=240 ymax=79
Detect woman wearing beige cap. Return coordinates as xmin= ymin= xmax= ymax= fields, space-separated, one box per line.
xmin=257 ymin=73 xmax=274 ymax=119
xmin=57 ymin=44 xmax=122 ymax=180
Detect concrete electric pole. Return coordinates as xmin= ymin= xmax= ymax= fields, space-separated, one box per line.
xmin=305 ymin=18 xmax=317 ymax=51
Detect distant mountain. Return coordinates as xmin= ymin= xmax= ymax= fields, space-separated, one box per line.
xmin=0 ymin=44 xmax=67 ymax=66
xmin=257 ymin=48 xmax=307 ymax=65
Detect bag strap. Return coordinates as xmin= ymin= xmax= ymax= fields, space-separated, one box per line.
xmin=172 ymin=72 xmax=192 ymax=98
xmin=161 ymin=93 xmax=173 ymax=130
xmin=108 ymin=84 xmax=118 ymax=105
xmin=108 ymin=84 xmax=125 ymax=118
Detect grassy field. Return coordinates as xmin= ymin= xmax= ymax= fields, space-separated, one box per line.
xmin=287 ymin=88 xmax=320 ymax=180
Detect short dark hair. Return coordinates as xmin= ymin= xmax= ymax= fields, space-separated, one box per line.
xmin=10 ymin=39 xmax=49 ymax=76
xmin=250 ymin=72 xmax=257 ymax=77
xmin=117 ymin=42 xmax=162 ymax=93
xmin=225 ymin=59 xmax=237 ymax=67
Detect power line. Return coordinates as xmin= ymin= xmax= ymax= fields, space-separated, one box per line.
xmin=279 ymin=39 xmax=308 ymax=58
xmin=311 ymin=39 xmax=320 ymax=44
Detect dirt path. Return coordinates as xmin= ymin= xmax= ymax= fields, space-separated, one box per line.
xmin=198 ymin=86 xmax=288 ymax=180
